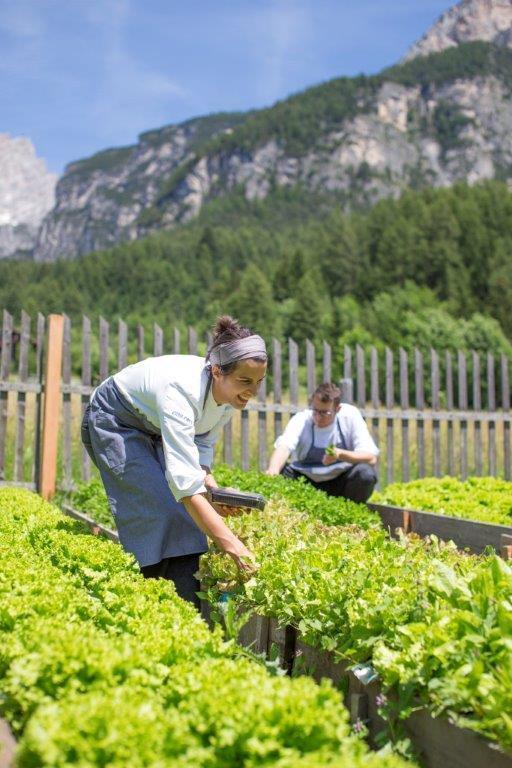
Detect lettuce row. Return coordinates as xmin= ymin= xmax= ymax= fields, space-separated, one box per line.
xmin=199 ymin=501 xmax=512 ymax=752
xmin=0 ymin=488 xmax=408 ymax=768
xmin=63 ymin=465 xmax=379 ymax=532
xmin=373 ymin=476 xmax=512 ymax=527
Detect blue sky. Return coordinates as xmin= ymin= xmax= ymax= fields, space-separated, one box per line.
xmin=0 ymin=0 xmax=451 ymax=174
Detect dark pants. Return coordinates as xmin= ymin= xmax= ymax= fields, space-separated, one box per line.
xmin=282 ymin=463 xmax=377 ymax=503
xmin=141 ymin=553 xmax=201 ymax=610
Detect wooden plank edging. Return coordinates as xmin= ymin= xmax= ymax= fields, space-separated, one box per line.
xmin=210 ymin=605 xmax=512 ymax=768
xmin=60 ymin=504 xmax=119 ymax=542
xmin=368 ymin=502 xmax=512 ymax=556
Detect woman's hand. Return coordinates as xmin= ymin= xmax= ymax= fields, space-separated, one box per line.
xmin=224 ymin=539 xmax=259 ymax=574
xmin=203 ymin=471 xmax=218 ymax=490
xmin=182 ymin=493 xmax=257 ymax=573
xmin=212 ymin=502 xmax=246 ymax=517
xmin=211 ymin=486 xmax=250 ymax=518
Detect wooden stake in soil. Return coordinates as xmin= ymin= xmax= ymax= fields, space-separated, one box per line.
xmin=39 ymin=314 xmax=64 ymax=500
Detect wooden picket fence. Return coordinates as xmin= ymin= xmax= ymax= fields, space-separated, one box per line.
xmin=0 ymin=309 xmax=511 ymax=494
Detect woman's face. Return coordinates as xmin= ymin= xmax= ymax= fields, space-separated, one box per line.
xmin=212 ymin=359 xmax=267 ymax=409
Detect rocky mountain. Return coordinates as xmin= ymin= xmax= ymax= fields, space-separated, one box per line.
xmin=33 ymin=113 xmax=248 ymax=261
xmin=404 ymin=0 xmax=512 ymax=61
xmin=29 ymin=0 xmax=512 ymax=261
xmin=0 ymin=135 xmax=56 ymax=259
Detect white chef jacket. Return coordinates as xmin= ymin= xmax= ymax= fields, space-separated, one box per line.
xmin=275 ymin=403 xmax=379 ymax=464
xmin=114 ymin=355 xmax=234 ymax=502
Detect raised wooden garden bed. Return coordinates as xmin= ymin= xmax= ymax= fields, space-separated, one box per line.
xmin=202 ymin=600 xmax=512 ymax=768
xmin=60 ymin=503 xmax=119 ymax=542
xmin=368 ymin=502 xmax=512 ymax=558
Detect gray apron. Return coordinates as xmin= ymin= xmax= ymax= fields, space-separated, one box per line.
xmin=81 ymin=376 xmax=209 ymax=567
xmin=289 ymin=418 xmax=351 ymax=482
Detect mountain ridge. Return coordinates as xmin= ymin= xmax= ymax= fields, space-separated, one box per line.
xmin=3 ymin=0 xmax=512 ymax=262
xmin=403 ymin=0 xmax=512 ymax=61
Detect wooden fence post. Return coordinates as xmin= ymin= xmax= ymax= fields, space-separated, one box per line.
xmin=339 ymin=378 xmax=353 ymax=404
xmin=502 ymin=355 xmax=511 ymax=481
xmin=414 ymin=348 xmax=425 ymax=478
xmin=445 ymin=351 xmax=454 ymax=476
xmin=458 ymin=351 xmax=468 ymax=480
xmin=399 ymin=348 xmax=409 ymax=482
xmin=14 ymin=310 xmax=30 ymax=482
xmin=487 ymin=353 xmax=496 ymax=476
xmin=118 ymin=318 xmax=128 ymax=371
xmin=432 ymin=349 xmax=441 ymax=477
xmin=82 ymin=316 xmax=92 ymax=482
xmin=0 ymin=311 xmax=13 ymax=480
xmin=370 ymin=346 xmax=380 ymax=439
xmin=306 ymin=339 xmax=316 ymax=396
xmin=39 ymin=314 xmax=64 ymax=500
xmin=385 ymin=347 xmax=394 ymax=486
xmin=33 ymin=314 xmax=45 ymax=487
xmin=322 ymin=341 xmax=331 ymax=383
xmin=472 ymin=351 xmax=482 ymax=476
xmin=273 ymin=338 xmax=282 ymax=440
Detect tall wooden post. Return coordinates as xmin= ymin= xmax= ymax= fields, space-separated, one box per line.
xmin=39 ymin=314 xmax=64 ymax=499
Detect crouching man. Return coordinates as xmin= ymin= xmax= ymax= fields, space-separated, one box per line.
xmin=266 ymin=382 xmax=378 ymax=503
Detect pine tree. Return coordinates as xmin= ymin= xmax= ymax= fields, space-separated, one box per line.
xmin=229 ymin=263 xmax=275 ymax=334
xmin=286 ymin=270 xmax=324 ymax=345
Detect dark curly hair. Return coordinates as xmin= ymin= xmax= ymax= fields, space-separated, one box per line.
xmin=206 ymin=315 xmax=266 ymax=374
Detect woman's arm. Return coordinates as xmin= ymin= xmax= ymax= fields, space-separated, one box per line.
xmin=182 ymin=494 xmax=256 ymax=572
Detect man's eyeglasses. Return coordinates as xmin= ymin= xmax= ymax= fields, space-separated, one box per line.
xmin=312 ymin=408 xmax=335 ymax=416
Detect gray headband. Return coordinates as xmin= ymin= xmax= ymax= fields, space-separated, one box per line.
xmin=209 ymin=335 xmax=267 ymax=367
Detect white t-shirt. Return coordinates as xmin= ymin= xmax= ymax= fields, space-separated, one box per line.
xmin=275 ymin=403 xmax=379 ymax=466
xmin=113 ymin=355 xmax=233 ymax=502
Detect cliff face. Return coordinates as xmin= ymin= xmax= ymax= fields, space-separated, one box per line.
xmin=28 ymin=0 xmax=512 ymax=261
xmin=33 ymin=114 xmax=246 ymax=261
xmin=0 ymin=134 xmax=56 ymax=259
xmin=403 ymin=0 xmax=512 ymax=61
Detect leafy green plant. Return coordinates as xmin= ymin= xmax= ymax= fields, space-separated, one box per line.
xmin=62 ymin=467 xmax=380 ymax=532
xmin=0 ymin=488 xmax=408 ymax=768
xmin=199 ymin=497 xmax=512 ymax=752
xmin=214 ymin=465 xmax=379 ymax=528
xmin=374 ymin=476 xmax=512 ymax=527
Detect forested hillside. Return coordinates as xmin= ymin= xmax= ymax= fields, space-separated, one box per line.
xmin=30 ymin=41 xmax=512 ymax=262
xmin=2 ymin=180 xmax=512 ymax=359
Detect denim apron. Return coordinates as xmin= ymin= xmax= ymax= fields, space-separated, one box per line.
xmin=289 ymin=418 xmax=351 ymax=482
xmin=81 ymin=376 xmax=208 ymax=567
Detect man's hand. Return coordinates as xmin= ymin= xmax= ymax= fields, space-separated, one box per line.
xmin=322 ymin=448 xmax=341 ymax=465
xmin=266 ymin=445 xmax=290 ymax=476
